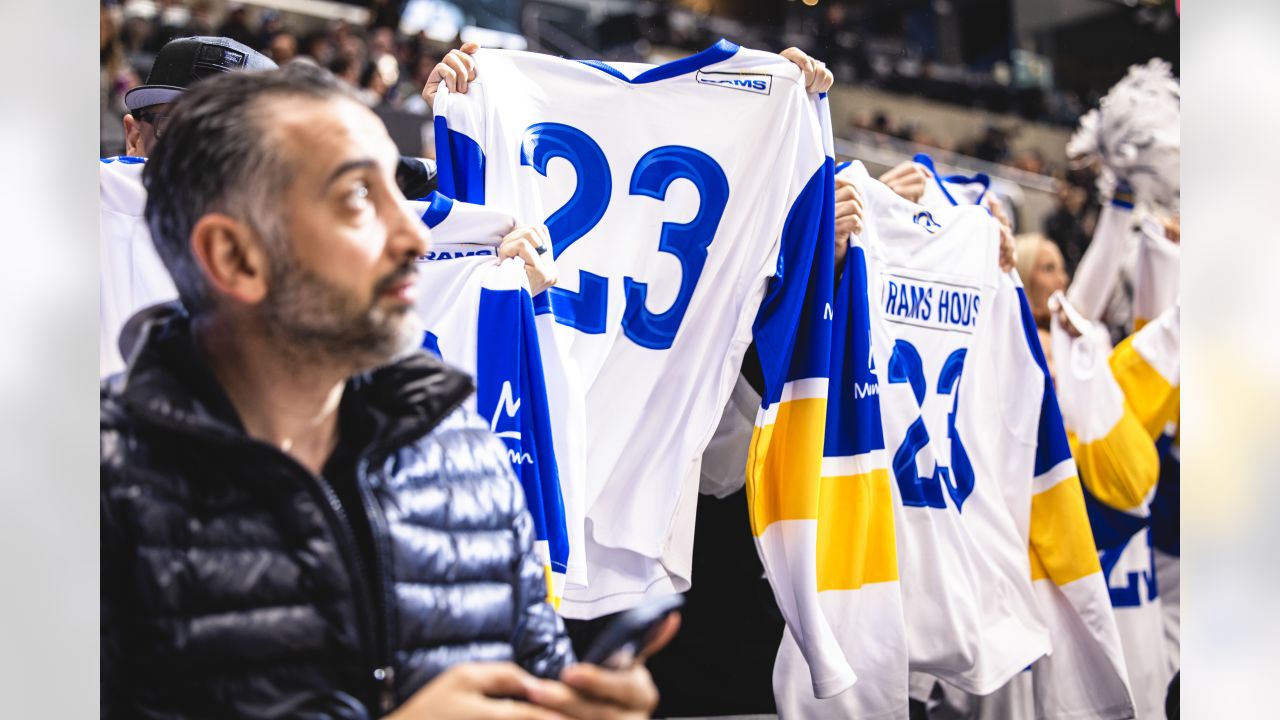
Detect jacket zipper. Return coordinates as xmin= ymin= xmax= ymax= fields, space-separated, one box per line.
xmin=356 ymin=389 xmax=473 ymax=715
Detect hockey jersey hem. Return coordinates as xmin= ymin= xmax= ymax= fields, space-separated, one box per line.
xmin=912 ymin=620 xmax=1049 ymax=697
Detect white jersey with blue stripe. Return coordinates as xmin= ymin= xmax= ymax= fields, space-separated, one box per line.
xmin=100 ymin=157 xmax=177 ymax=377
xmin=409 ymin=192 xmax=588 ymax=603
xmin=838 ymin=161 xmax=1055 ymax=695
xmin=846 ymin=160 xmax=1132 ymax=717
xmin=432 ymin=42 xmax=865 ymax=698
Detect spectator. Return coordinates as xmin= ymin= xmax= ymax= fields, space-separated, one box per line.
xmin=121 ymin=36 xmax=277 ymax=158
xmin=1014 ymin=232 xmax=1069 ymax=328
xmin=102 ymin=61 xmax=668 ymax=719
xmin=1043 ymin=172 xmax=1097 ymax=276
xmin=269 ymin=31 xmax=299 ymax=64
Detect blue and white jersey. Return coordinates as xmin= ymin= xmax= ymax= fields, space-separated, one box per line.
xmin=840 ymin=161 xmax=1133 ymax=719
xmin=409 ymin=192 xmax=588 ymax=604
xmin=100 ymin=157 xmax=177 ymax=376
xmin=433 ymin=41 xmax=862 ymax=698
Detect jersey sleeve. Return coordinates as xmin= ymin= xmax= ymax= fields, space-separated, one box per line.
xmin=1007 ymin=282 xmax=1135 ymax=720
xmin=476 ymin=274 xmax=573 ymax=606
xmin=1109 ymin=303 xmax=1180 ymax=440
xmin=745 ymin=94 xmax=855 ymax=699
xmin=1049 ymin=294 xmax=1159 ymax=550
xmin=1066 ymin=191 xmax=1134 ymax=322
xmin=1132 ymin=221 xmax=1180 ymax=329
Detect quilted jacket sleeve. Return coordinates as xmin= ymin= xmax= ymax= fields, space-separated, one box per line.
xmin=510 ymin=504 xmax=576 ymax=678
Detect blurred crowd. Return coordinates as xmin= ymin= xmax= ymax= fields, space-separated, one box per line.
xmin=100 ymin=0 xmax=1107 ymax=278
xmin=101 ymin=0 xmax=450 ymax=156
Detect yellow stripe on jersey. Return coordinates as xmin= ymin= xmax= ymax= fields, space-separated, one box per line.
xmin=817 ymin=467 xmax=898 ymax=591
xmin=1068 ymin=410 xmax=1160 ymax=514
xmin=1028 ymin=475 xmax=1103 ymax=584
xmin=1109 ymin=335 xmax=1179 ymax=440
xmin=746 ymin=396 xmax=827 ymax=536
xmin=544 ymin=565 xmax=560 ymax=610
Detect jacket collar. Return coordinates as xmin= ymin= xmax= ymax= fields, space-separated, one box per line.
xmin=109 ymin=302 xmax=475 ymax=452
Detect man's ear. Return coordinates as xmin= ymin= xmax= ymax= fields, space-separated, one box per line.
xmin=190 ymin=213 xmax=272 ymax=306
xmin=123 ymin=114 xmax=144 ymax=157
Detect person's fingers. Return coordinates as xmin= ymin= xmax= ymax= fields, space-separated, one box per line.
xmin=523 ymin=680 xmax=611 ymax=720
xmin=852 ymin=215 xmax=864 ymax=236
xmin=436 ymin=63 xmax=459 ymax=93
xmin=481 ymin=696 xmax=574 ymax=720
xmin=877 ymin=161 xmax=910 ymax=184
xmin=561 ymin=664 xmax=658 ymax=713
xmin=500 ymin=232 xmax=557 ymax=293
xmin=445 ymin=53 xmax=471 ymax=93
xmin=455 ymin=662 xmax=538 ymax=698
xmin=814 ymin=63 xmax=833 ymax=93
xmin=454 ymin=48 xmax=478 ymax=80
xmin=459 ymin=41 xmax=481 ymax=55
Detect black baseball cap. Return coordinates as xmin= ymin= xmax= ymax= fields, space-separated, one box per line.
xmin=124 ymin=36 xmax=277 ymax=111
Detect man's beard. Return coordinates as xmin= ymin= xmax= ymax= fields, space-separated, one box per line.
xmin=261 ymin=252 xmax=423 ymax=373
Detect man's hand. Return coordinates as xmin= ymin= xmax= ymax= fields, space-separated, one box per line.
xmin=834 ymin=176 xmax=865 ymax=268
xmin=525 ymin=612 xmax=679 ymax=720
xmin=780 ymin=47 xmax=834 ymax=94
xmin=499 ymin=224 xmax=558 ymax=295
xmin=877 ymin=161 xmax=932 ymax=203
xmin=386 ymin=662 xmax=568 ymax=720
xmin=424 ymin=42 xmax=480 ymax=107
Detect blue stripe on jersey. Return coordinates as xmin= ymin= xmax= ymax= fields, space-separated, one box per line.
xmin=835 ymin=160 xmax=852 ymax=174
xmin=825 ymin=245 xmax=886 ymax=456
xmin=578 ymin=39 xmax=740 ymax=84
xmin=1082 ymin=482 xmax=1148 ymax=553
xmin=531 ymin=289 xmax=553 ymax=316
xmin=943 ymin=172 xmax=990 ymax=204
xmin=752 ymin=158 xmax=834 ymax=406
xmin=434 ymin=115 xmax=486 ymax=204
xmin=101 ymin=155 xmax=145 ymax=164
xmin=1016 ymin=287 xmax=1074 ymax=477
xmin=1151 ymin=435 xmax=1180 ymax=556
xmin=419 ymin=191 xmax=454 ymax=228
xmin=476 ymin=287 xmax=570 ymax=573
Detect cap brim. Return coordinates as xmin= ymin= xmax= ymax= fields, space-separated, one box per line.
xmin=124 ymin=85 xmax=185 ymax=111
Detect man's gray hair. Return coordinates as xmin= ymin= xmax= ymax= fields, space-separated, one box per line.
xmin=142 ymin=61 xmax=359 ymax=315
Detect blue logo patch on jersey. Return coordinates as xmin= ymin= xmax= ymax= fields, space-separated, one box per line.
xmin=694 ymin=70 xmax=772 ymax=95
xmin=913 ymin=211 xmax=942 ymax=234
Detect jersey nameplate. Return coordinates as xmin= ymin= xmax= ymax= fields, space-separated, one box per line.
xmin=694 ymin=70 xmax=772 ymax=95
xmin=880 ymin=272 xmax=982 ymax=334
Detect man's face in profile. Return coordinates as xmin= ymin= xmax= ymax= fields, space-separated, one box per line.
xmin=256 ymin=95 xmax=430 ymax=369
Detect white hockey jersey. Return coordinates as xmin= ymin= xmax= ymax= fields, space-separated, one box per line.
xmin=408 ymin=192 xmax=588 ymax=603
xmin=432 ymin=42 xmax=859 ymax=697
xmin=100 ymin=157 xmax=177 ymax=376
xmin=836 ymin=162 xmax=1048 ymax=694
xmin=836 ymin=163 xmax=1131 ymax=719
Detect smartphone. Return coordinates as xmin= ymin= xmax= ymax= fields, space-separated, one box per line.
xmin=580 ymin=594 xmax=684 ymax=670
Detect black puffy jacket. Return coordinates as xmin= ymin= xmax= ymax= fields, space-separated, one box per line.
xmin=101 ymin=306 xmax=574 ymax=719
